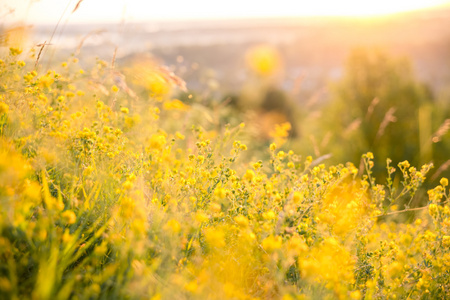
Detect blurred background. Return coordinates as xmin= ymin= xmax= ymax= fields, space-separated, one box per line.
xmin=1 ymin=0 xmax=450 ymax=183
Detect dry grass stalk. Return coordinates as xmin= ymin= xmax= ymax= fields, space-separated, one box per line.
xmin=35 ymin=41 xmax=51 ymax=68
xmin=111 ymin=46 xmax=118 ymax=69
xmin=309 ymin=134 xmax=321 ymax=157
xmin=343 ymin=118 xmax=361 ymax=137
xmin=375 ymin=107 xmax=397 ymax=141
xmin=72 ymin=0 xmax=84 ymax=13
xmin=42 ymin=0 xmax=73 ymax=69
xmin=75 ymin=30 xmax=106 ymax=55
xmin=358 ymin=157 xmax=365 ymax=176
xmin=431 ymin=119 xmax=450 ymax=143
xmin=366 ymin=97 xmax=380 ymax=120
xmin=305 ymin=88 xmax=326 ymax=109
xmin=430 ymin=160 xmax=450 ymax=182
xmin=320 ymin=131 xmax=332 ymax=149
xmin=156 ymin=66 xmax=188 ymax=92
xmin=310 ymin=153 xmax=332 ymax=168
xmin=112 ymin=71 xmax=137 ymax=99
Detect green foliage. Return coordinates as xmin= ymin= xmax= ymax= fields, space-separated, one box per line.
xmin=323 ymin=48 xmax=449 ymax=181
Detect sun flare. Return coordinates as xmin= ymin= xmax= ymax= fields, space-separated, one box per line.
xmin=286 ymin=0 xmax=450 ymax=17
xmin=2 ymin=0 xmax=450 ymax=24
xmin=128 ymin=0 xmax=450 ymax=20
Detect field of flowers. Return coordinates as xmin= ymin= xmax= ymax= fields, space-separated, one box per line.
xmin=0 ymin=44 xmax=449 ymax=300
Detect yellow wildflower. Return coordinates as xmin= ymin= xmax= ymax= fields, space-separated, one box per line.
xmin=61 ymin=210 xmax=77 ymax=225
xmin=234 ymin=215 xmax=249 ymax=228
xmin=163 ymin=99 xmax=189 ymax=111
xmin=261 ymin=235 xmax=282 ymax=252
xmin=246 ymin=45 xmax=281 ymax=76
xmin=165 ymin=219 xmax=181 ymax=233
xmin=243 ymin=169 xmax=255 ymax=182
xmin=0 ymin=102 xmax=9 ymax=114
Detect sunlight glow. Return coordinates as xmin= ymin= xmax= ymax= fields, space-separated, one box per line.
xmin=2 ymin=0 xmax=450 ymax=24
xmin=287 ymin=0 xmax=450 ymax=17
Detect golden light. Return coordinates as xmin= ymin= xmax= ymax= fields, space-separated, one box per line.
xmin=2 ymin=0 xmax=450 ymax=24
xmin=286 ymin=0 xmax=450 ymax=17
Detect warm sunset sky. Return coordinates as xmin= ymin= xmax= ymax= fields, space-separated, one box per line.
xmin=2 ymin=0 xmax=450 ymax=24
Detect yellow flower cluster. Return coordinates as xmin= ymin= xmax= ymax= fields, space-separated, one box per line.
xmin=0 ymin=47 xmax=449 ymax=300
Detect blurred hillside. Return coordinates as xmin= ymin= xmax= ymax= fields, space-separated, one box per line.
xmin=2 ymin=5 xmax=450 ymax=182
xmin=21 ymin=6 xmax=450 ymax=101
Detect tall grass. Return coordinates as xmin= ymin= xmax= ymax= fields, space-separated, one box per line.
xmin=1 ymin=2 xmax=450 ymax=297
xmin=0 ymin=42 xmax=449 ymax=299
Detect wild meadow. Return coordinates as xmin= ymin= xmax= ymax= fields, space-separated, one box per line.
xmin=1 ymin=18 xmax=450 ymax=300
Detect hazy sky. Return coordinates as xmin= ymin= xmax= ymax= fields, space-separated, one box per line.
xmin=3 ymin=0 xmax=450 ymax=24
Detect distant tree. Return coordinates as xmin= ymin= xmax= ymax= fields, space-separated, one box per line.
xmin=323 ymin=48 xmax=435 ymax=178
